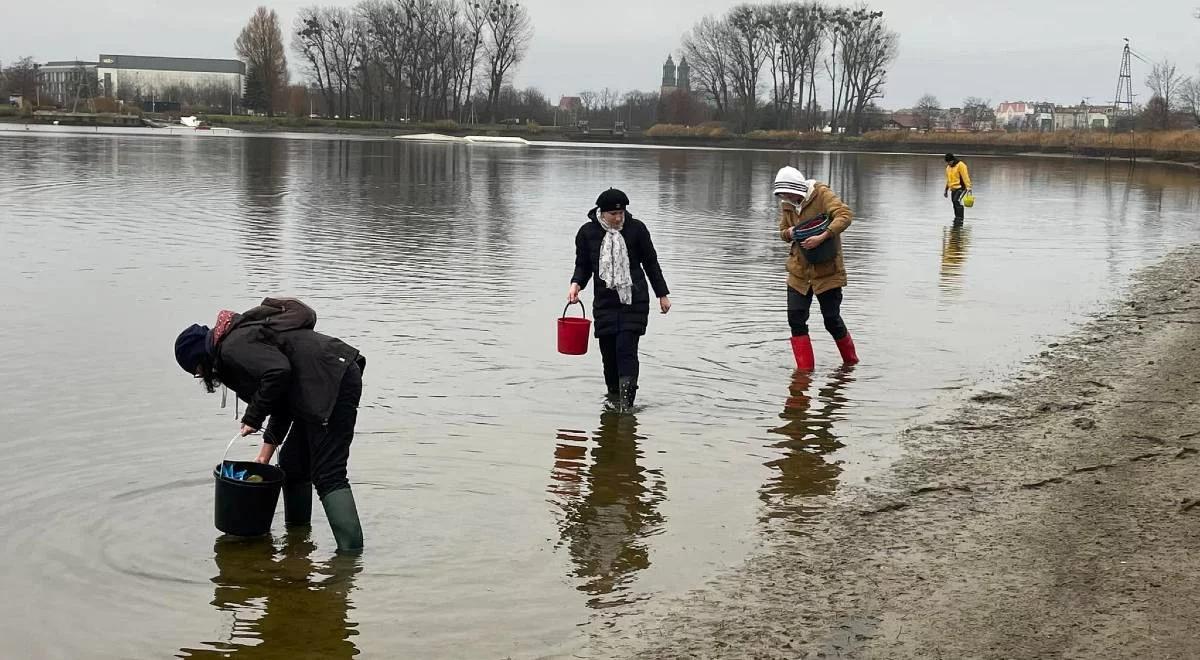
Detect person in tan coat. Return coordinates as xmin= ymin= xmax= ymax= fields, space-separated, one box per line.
xmin=774 ymin=166 xmax=859 ymax=371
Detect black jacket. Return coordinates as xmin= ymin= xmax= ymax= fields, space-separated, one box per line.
xmin=571 ymin=211 xmax=670 ymax=337
xmin=214 ymin=307 xmax=364 ymax=444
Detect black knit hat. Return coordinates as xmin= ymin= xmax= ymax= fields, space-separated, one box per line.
xmin=595 ymin=188 xmax=630 ymax=213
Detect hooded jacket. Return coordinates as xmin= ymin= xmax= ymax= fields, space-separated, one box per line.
xmin=214 ymin=303 xmax=364 ymax=444
xmin=777 ymin=183 xmax=854 ymax=295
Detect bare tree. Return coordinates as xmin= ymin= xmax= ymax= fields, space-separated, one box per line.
xmin=1181 ymin=75 xmax=1200 ymax=125
xmin=1 ymin=56 xmax=40 ymax=102
xmin=1146 ymin=59 xmax=1184 ymax=129
xmin=762 ymin=2 xmax=826 ymax=130
xmin=237 ymin=6 xmax=289 ymax=116
xmin=293 ymin=6 xmax=338 ymax=115
xmin=838 ymin=7 xmax=896 ymax=134
xmin=961 ymin=97 xmax=994 ymax=131
xmin=681 ymin=15 xmax=733 ymax=119
xmin=483 ymin=0 xmax=533 ymax=122
xmin=578 ymin=90 xmax=598 ymax=116
xmin=459 ymin=0 xmax=490 ymax=122
xmin=599 ymin=87 xmax=621 ymax=112
xmin=916 ymin=94 xmax=941 ymax=130
xmin=726 ymin=4 xmax=771 ymax=131
xmin=960 ymin=96 xmax=998 ymax=131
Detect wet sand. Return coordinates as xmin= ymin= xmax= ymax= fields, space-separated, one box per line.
xmin=595 ymin=247 xmax=1200 ymax=659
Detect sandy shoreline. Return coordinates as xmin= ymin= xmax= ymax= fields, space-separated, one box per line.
xmin=588 ymin=246 xmax=1200 ymax=659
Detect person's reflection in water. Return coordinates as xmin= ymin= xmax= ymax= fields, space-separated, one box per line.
xmin=761 ymin=370 xmax=853 ymax=530
xmin=548 ymin=411 xmax=667 ymax=609
xmin=178 ymin=531 xmax=361 ymax=659
xmin=939 ymin=223 xmax=971 ymax=293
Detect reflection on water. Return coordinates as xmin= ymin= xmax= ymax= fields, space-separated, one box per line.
xmin=940 ymin=224 xmax=972 ymax=293
xmin=549 ymin=413 xmax=667 ymax=609
xmin=179 ymin=534 xmax=360 ymax=659
xmin=761 ymin=371 xmax=853 ymax=529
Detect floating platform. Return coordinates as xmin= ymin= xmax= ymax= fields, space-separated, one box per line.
xmin=464 ymin=135 xmax=529 ymax=146
xmin=393 ymin=133 xmax=529 ymax=146
xmin=393 ymin=133 xmax=470 ymax=143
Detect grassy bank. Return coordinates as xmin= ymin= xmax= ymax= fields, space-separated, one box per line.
xmin=642 ymin=124 xmax=1200 ymax=161
xmin=858 ymin=129 xmax=1200 ymax=159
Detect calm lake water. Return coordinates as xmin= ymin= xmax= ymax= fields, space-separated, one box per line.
xmin=1 ymin=133 xmax=1198 ymax=659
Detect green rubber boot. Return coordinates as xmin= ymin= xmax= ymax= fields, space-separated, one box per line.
xmin=283 ymin=481 xmax=313 ymax=527
xmin=320 ymin=487 xmax=364 ymax=554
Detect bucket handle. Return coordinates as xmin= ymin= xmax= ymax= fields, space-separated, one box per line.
xmin=220 ymin=433 xmax=242 ymax=466
xmin=562 ymin=300 xmax=588 ymax=319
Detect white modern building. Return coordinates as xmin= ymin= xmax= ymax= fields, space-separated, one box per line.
xmin=95 ymin=54 xmax=244 ymax=99
xmin=39 ymin=60 xmax=98 ymax=105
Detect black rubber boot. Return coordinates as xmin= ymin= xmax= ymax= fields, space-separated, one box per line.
xmin=283 ymin=481 xmax=313 ymax=527
xmin=320 ymin=487 xmax=364 ymax=554
xmin=618 ymin=377 xmax=638 ymax=413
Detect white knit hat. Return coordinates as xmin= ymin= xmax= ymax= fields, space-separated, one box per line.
xmin=773 ymin=166 xmax=811 ymax=198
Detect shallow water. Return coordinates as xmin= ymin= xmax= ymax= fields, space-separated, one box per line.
xmin=1 ymin=134 xmax=1198 ymax=658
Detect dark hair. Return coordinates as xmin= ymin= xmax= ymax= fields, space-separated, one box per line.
xmin=944 ymin=153 xmax=956 ymax=162
xmin=198 ymin=356 xmax=221 ymax=394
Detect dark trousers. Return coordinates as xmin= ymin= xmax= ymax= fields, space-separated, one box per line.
xmin=788 ymin=286 xmax=848 ymax=340
xmin=279 ymin=362 xmax=362 ymax=498
xmin=599 ymin=332 xmax=641 ymax=392
xmin=950 ymin=188 xmax=967 ymax=221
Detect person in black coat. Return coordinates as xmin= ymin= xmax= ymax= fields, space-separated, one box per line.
xmin=174 ymin=298 xmax=366 ymax=553
xmin=568 ymin=189 xmax=671 ymax=411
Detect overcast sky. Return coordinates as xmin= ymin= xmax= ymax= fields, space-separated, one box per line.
xmin=4 ymin=0 xmax=1197 ymax=108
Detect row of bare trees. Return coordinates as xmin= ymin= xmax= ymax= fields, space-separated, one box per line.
xmin=290 ymin=0 xmax=532 ymax=122
xmin=1145 ymin=59 xmax=1200 ymax=130
xmin=681 ymin=2 xmax=897 ymax=134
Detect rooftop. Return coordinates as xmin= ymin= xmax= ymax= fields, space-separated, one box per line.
xmin=98 ymin=54 xmax=245 ymax=75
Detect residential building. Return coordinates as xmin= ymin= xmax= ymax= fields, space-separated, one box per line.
xmin=1031 ymin=103 xmax=1055 ymax=131
xmin=39 ymin=60 xmax=98 ymax=106
xmin=1053 ymin=103 xmax=1112 ymax=131
xmin=996 ymin=101 xmax=1033 ymax=129
xmin=95 ymin=54 xmax=244 ymax=100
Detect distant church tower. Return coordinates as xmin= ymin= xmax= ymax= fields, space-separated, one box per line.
xmin=661 ymin=55 xmax=677 ymax=96
xmin=677 ymin=56 xmax=691 ymax=92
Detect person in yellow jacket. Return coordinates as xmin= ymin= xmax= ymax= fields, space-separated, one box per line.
xmin=943 ymin=153 xmax=972 ymax=224
xmin=774 ymin=166 xmax=859 ymax=371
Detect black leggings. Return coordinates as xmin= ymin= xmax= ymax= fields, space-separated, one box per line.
xmin=788 ymin=286 xmax=848 ymax=340
xmin=950 ymin=188 xmax=967 ymax=221
xmin=598 ymin=332 xmax=641 ymax=391
xmin=278 ymin=363 xmax=362 ymax=498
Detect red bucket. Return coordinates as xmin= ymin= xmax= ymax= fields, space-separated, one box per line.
xmin=558 ymin=302 xmax=591 ymax=355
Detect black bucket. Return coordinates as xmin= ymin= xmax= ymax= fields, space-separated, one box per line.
xmin=801 ymin=234 xmax=840 ymax=264
xmin=213 ymin=461 xmax=285 ymax=537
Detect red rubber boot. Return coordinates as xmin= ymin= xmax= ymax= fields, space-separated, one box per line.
xmin=835 ymin=334 xmax=859 ymax=366
xmin=790 ymin=335 xmax=815 ymax=371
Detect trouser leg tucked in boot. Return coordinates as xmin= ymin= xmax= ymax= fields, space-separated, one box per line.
xmin=282 ymin=480 xmax=313 ymax=527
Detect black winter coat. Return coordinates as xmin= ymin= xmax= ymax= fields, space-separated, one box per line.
xmin=571 ymin=211 xmax=670 ymax=337
xmin=214 ymin=306 xmax=364 ymax=444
